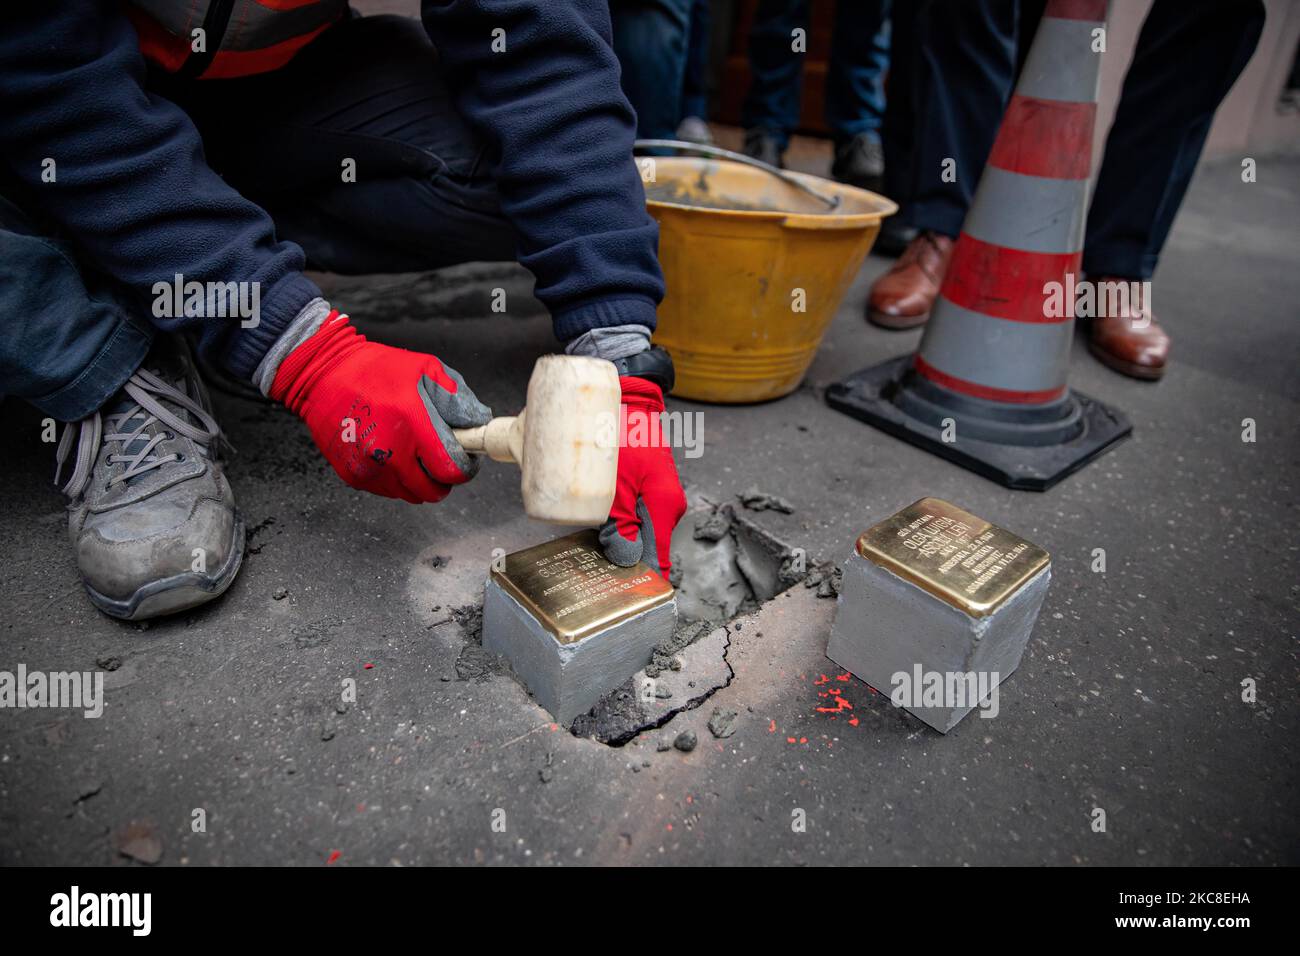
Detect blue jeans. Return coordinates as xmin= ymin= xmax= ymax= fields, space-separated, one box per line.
xmin=0 ymin=198 xmax=154 ymax=420
xmin=2 ymin=14 xmax=518 ymax=420
xmin=742 ymin=0 xmax=892 ymax=149
xmin=609 ymin=0 xmax=695 ymax=140
xmin=681 ymin=0 xmax=712 ymax=120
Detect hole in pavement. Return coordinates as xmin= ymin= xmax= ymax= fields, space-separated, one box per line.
xmin=569 ymin=497 xmax=842 ymax=747
xmin=448 ymin=493 xmax=844 ymax=747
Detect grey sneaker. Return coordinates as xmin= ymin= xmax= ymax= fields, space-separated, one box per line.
xmin=831 ymin=133 xmax=885 ymax=193
xmin=742 ymin=127 xmax=785 ymax=169
xmin=676 ymin=115 xmax=713 ymax=145
xmin=54 ymin=337 xmax=244 ymax=621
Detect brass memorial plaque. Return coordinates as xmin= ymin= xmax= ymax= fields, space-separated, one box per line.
xmin=490 ymin=530 xmax=674 ymax=644
xmin=856 ymin=498 xmax=1050 ymax=618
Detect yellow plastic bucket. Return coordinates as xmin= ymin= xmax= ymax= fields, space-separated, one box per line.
xmin=644 ymin=154 xmax=896 ymax=403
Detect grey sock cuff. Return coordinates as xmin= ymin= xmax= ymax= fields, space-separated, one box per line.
xmin=564 ymin=324 xmax=653 ymax=362
xmin=253 ymin=297 xmax=333 ymax=396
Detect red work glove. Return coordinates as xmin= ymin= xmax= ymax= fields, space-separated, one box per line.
xmin=269 ymin=310 xmax=491 ymax=504
xmin=598 ymin=376 xmax=687 ymax=580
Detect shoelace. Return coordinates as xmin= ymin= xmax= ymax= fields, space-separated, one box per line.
xmin=54 ymin=367 xmax=221 ymax=499
xmin=897 ymin=231 xmax=947 ymax=271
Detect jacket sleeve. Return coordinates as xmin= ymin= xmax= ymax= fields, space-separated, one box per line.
xmin=0 ymin=1 xmax=321 ymax=380
xmin=420 ymin=0 xmax=665 ymax=341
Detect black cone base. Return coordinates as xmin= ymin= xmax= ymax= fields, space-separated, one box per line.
xmin=826 ymin=356 xmax=1132 ymax=491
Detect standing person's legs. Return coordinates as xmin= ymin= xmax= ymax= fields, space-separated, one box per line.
xmin=1084 ymin=0 xmax=1265 ymax=281
xmin=878 ymin=0 xmax=919 ymax=253
xmin=868 ymin=0 xmax=1021 ymax=329
xmin=825 ymin=0 xmax=891 ymax=144
xmin=609 ymin=0 xmax=695 ymax=141
xmin=826 ymin=0 xmax=892 ymax=191
xmin=680 ymin=0 xmax=713 ymax=122
xmin=905 ymin=0 xmax=1020 ymax=239
xmin=740 ymin=0 xmax=811 ymax=163
xmin=149 ymin=14 xmax=518 ymax=276
xmin=1082 ymin=0 xmax=1265 ymax=381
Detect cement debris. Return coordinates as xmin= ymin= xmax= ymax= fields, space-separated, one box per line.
xmin=739 ymin=486 xmax=795 ymax=514
xmin=804 ymin=561 xmax=843 ymax=598
xmin=451 ymin=603 xmax=484 ymax=643
xmin=692 ymin=507 xmax=733 ymax=542
xmin=569 ymin=679 xmax=645 ymax=742
xmin=673 ymin=730 xmax=698 ymax=752
xmin=707 ymin=708 xmax=739 ymax=739
xmin=645 ymin=619 xmax=713 ymax=678
xmin=454 ymin=643 xmax=504 ymax=683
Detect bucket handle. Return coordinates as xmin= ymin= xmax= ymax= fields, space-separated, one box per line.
xmin=634 ymin=138 xmax=842 ymax=211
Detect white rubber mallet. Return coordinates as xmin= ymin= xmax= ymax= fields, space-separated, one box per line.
xmin=453 ymin=355 xmax=621 ymax=525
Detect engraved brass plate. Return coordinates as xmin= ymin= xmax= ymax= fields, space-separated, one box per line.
xmin=490 ymin=530 xmax=674 ymax=644
xmin=856 ymin=498 xmax=1049 ymax=618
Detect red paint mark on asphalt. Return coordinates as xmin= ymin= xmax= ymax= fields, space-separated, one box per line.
xmin=326 ymin=850 xmax=341 ymax=865
xmin=768 ymin=719 xmax=777 ymax=733
xmin=807 ymin=672 xmax=865 ymax=727
xmin=816 ymin=695 xmax=854 ymax=715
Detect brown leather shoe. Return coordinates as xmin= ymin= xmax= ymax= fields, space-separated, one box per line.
xmin=1086 ymin=277 xmax=1170 ymax=381
xmin=866 ymin=231 xmax=954 ymax=330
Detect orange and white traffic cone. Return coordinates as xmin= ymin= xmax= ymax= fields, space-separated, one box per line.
xmin=828 ymin=0 xmax=1130 ymax=490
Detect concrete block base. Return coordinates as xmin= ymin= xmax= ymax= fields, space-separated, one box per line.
xmin=826 ymin=498 xmax=1052 ymax=733
xmin=482 ymin=530 xmax=676 ymax=725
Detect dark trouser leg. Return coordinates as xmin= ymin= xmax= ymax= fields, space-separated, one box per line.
xmin=609 ymin=0 xmax=694 ymax=140
xmin=1083 ymin=0 xmax=1266 ymax=280
xmin=882 ymin=0 xmax=917 ymax=208
xmin=0 ymin=197 xmax=151 ymax=420
xmin=825 ymin=0 xmax=892 ymax=144
xmin=149 ymin=14 xmax=516 ymax=276
xmin=740 ymin=0 xmax=812 ymax=149
xmin=906 ymin=0 xmax=1020 ymax=238
xmin=680 ymin=0 xmax=712 ymax=120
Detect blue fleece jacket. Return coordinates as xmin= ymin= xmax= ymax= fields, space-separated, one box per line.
xmin=0 ymin=1 xmax=665 ymax=380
